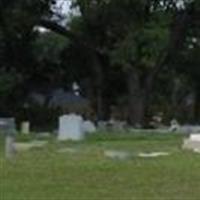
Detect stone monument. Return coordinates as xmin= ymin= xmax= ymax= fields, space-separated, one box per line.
xmin=58 ymin=114 xmax=84 ymax=141
xmin=21 ymin=121 xmax=30 ymax=135
xmin=0 ymin=118 xmax=16 ymax=160
xmin=169 ymin=119 xmax=180 ymax=132
xmin=183 ymin=133 xmax=200 ymax=152
xmin=82 ymin=120 xmax=96 ymax=133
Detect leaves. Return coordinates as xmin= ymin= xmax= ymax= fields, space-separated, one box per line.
xmin=0 ymin=69 xmax=22 ymax=96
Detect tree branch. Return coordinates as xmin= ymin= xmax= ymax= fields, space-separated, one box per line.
xmin=39 ymin=19 xmax=78 ymax=40
xmin=39 ymin=19 xmax=105 ymax=56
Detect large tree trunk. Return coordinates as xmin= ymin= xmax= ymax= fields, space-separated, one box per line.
xmin=127 ymin=68 xmax=146 ymax=127
xmin=92 ymin=54 xmax=104 ymax=121
xmin=194 ymin=86 xmax=200 ymax=123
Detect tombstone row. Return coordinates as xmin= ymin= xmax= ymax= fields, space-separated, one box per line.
xmin=0 ymin=114 xmax=96 ymax=142
xmin=0 ymin=115 xmax=96 ymax=160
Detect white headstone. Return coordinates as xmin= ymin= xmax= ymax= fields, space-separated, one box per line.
xmin=183 ymin=133 xmax=200 ymax=152
xmin=58 ymin=114 xmax=84 ymax=141
xmin=82 ymin=120 xmax=96 ymax=133
xmin=21 ymin=121 xmax=30 ymax=135
xmin=190 ymin=134 xmax=200 ymax=141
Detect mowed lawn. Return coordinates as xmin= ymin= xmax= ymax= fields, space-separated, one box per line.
xmin=1 ymin=132 xmax=200 ymax=200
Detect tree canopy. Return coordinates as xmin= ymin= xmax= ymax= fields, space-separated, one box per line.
xmin=0 ymin=0 xmax=199 ymax=127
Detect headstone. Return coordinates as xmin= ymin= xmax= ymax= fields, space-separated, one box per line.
xmin=0 ymin=118 xmax=16 ymax=160
xmin=113 ymin=120 xmax=127 ymax=131
xmin=138 ymin=152 xmax=170 ymax=158
xmin=82 ymin=120 xmax=96 ymax=133
xmin=183 ymin=133 xmax=200 ymax=152
xmin=5 ymin=136 xmax=16 ymax=160
xmin=169 ymin=119 xmax=180 ymax=132
xmin=15 ymin=140 xmax=47 ymax=151
xmin=0 ymin=118 xmax=16 ymax=135
xmin=150 ymin=113 xmax=163 ymax=128
xmin=104 ymin=150 xmax=132 ymax=160
xmin=21 ymin=121 xmax=30 ymax=135
xmin=181 ymin=125 xmax=200 ymax=134
xmin=58 ymin=114 xmax=84 ymax=141
xmin=190 ymin=134 xmax=200 ymax=141
xmin=97 ymin=121 xmax=107 ymax=131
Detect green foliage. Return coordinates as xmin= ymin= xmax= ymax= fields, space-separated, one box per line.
xmin=0 ymin=0 xmax=53 ymax=71
xmin=0 ymin=70 xmax=22 ymax=96
xmin=33 ymin=32 xmax=68 ymax=65
xmin=110 ymin=4 xmax=171 ymax=69
xmin=0 ymin=0 xmax=199 ymax=123
xmin=72 ymin=0 xmax=172 ymax=74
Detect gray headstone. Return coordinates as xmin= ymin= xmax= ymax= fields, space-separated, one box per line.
xmin=0 ymin=118 xmax=17 ymax=160
xmin=21 ymin=121 xmax=30 ymax=135
xmin=97 ymin=121 xmax=107 ymax=131
xmin=5 ymin=135 xmax=16 ymax=160
xmin=58 ymin=114 xmax=84 ymax=141
xmin=0 ymin=118 xmax=16 ymax=135
xmin=82 ymin=120 xmax=96 ymax=133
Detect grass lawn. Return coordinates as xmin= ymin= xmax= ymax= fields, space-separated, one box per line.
xmin=1 ymin=132 xmax=200 ymax=200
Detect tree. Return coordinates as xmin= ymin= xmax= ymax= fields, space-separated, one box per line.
xmin=65 ymin=0 xmax=197 ymax=125
xmin=39 ymin=0 xmax=199 ymax=125
xmin=0 ymin=0 xmax=199 ymax=125
xmin=175 ymin=20 xmax=200 ymax=122
xmin=0 ymin=0 xmax=53 ymax=116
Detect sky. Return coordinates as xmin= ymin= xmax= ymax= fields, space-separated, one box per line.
xmin=54 ymin=0 xmax=71 ymax=16
xmin=36 ymin=0 xmax=73 ymax=32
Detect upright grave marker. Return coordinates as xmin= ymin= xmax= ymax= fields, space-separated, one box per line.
xmin=183 ymin=133 xmax=200 ymax=152
xmin=58 ymin=114 xmax=84 ymax=141
xmin=0 ymin=118 xmax=16 ymax=160
xmin=21 ymin=121 xmax=30 ymax=135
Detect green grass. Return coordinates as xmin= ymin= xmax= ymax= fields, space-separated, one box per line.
xmin=1 ymin=132 xmax=200 ymax=200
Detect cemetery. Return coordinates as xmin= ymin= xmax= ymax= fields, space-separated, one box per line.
xmin=0 ymin=1 xmax=200 ymax=200
xmin=1 ymin=116 xmax=200 ymax=199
